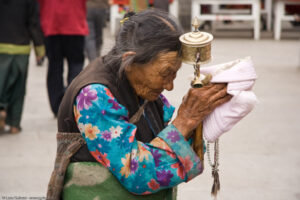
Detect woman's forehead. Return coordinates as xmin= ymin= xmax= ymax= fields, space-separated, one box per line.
xmin=153 ymin=51 xmax=181 ymax=68
xmin=156 ymin=51 xmax=179 ymax=61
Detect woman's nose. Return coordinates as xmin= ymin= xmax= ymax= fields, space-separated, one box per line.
xmin=164 ymin=81 xmax=174 ymax=91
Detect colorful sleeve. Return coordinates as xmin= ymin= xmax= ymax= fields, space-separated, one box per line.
xmin=74 ymin=83 xmax=203 ymax=195
xmin=159 ymin=94 xmax=175 ymax=124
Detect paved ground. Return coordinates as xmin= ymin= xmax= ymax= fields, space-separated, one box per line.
xmin=0 ymin=26 xmax=300 ymax=200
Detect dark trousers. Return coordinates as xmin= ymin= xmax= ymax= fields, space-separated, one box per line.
xmin=45 ymin=35 xmax=84 ymax=116
xmin=85 ymin=7 xmax=106 ymax=62
xmin=0 ymin=54 xmax=29 ymax=127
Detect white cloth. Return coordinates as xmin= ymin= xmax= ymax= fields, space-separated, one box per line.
xmin=200 ymin=57 xmax=258 ymax=142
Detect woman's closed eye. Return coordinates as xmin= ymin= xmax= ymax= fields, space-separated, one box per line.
xmin=160 ymin=68 xmax=175 ymax=78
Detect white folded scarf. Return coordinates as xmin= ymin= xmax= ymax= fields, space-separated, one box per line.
xmin=200 ymin=57 xmax=258 ymax=142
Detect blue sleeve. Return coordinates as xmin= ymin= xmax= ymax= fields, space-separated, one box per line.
xmin=74 ymin=83 xmax=203 ymax=195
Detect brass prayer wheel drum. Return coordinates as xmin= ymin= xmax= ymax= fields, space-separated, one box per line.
xmin=179 ymin=18 xmax=213 ymax=65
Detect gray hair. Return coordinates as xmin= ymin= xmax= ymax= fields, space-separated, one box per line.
xmin=102 ymin=9 xmax=184 ymax=78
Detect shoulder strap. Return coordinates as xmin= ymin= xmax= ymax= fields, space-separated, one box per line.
xmin=47 ymin=132 xmax=86 ymax=200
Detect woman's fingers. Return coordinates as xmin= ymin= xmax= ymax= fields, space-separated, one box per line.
xmin=201 ymin=94 xmax=232 ymax=117
xmin=181 ymin=84 xmax=230 ymax=117
xmin=207 ymin=85 xmax=228 ymax=104
xmin=184 ymin=88 xmax=201 ymax=109
xmin=210 ymin=94 xmax=232 ymax=111
xmin=203 ymin=83 xmax=226 ymax=96
xmin=174 ymin=84 xmax=232 ymax=138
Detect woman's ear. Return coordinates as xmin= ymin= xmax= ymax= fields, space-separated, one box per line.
xmin=122 ymin=51 xmax=136 ymax=61
xmin=122 ymin=51 xmax=136 ymax=73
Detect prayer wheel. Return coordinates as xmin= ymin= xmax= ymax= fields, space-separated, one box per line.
xmin=179 ymin=17 xmax=214 ymax=162
xmin=179 ymin=17 xmax=213 ymax=65
xmin=180 ymin=17 xmax=221 ymax=197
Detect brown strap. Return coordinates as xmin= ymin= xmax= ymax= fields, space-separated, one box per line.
xmin=129 ymin=100 xmax=148 ymax=124
xmin=47 ymin=132 xmax=86 ymax=200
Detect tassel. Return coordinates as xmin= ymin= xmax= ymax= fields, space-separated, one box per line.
xmin=207 ymin=139 xmax=220 ymax=199
xmin=129 ymin=100 xmax=148 ymax=124
xmin=211 ymin=168 xmax=220 ymax=198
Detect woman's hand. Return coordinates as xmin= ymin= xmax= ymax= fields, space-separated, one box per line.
xmin=172 ymin=83 xmax=232 ymax=139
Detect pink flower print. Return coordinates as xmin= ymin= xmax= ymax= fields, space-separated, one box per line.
xmin=166 ymin=151 xmax=176 ymax=159
xmin=108 ymin=99 xmax=121 ymax=110
xmin=104 ymin=87 xmax=114 ymax=99
xmin=129 ymin=134 xmax=135 ymax=143
xmin=156 ymin=170 xmax=173 ymax=186
xmin=178 ymin=155 xmax=193 ymax=172
xmin=129 ymin=128 xmax=136 ymax=143
xmin=101 ymin=130 xmax=112 ymax=141
xmin=167 ymin=130 xmax=180 ymax=143
xmin=171 ymin=163 xmax=185 ymax=180
xmin=91 ymin=149 xmax=111 ymax=167
xmin=148 ymin=179 xmax=160 ymax=191
xmin=76 ymin=86 xmax=98 ymax=111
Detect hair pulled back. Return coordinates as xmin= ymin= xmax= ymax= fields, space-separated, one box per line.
xmin=103 ymin=9 xmax=183 ymax=77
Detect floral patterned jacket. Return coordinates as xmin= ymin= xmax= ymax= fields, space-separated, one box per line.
xmin=73 ymin=83 xmax=203 ymax=195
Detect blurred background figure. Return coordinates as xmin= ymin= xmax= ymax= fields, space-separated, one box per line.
xmin=38 ymin=0 xmax=88 ymax=117
xmin=129 ymin=0 xmax=148 ymax=11
xmin=85 ymin=0 xmax=109 ymax=62
xmin=151 ymin=0 xmax=170 ymax=12
xmin=0 ymin=0 xmax=45 ymax=134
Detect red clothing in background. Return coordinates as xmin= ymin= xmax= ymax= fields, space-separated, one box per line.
xmin=38 ymin=0 xmax=88 ymax=36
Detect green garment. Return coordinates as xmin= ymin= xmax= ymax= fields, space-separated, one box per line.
xmin=0 ymin=43 xmax=45 ymax=57
xmin=63 ymin=162 xmax=177 ymax=200
xmin=0 ymin=54 xmax=29 ymax=127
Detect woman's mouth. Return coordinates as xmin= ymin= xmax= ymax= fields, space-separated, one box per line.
xmin=152 ymin=90 xmax=163 ymax=96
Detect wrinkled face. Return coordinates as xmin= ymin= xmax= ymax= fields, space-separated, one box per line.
xmin=125 ymin=51 xmax=182 ymax=101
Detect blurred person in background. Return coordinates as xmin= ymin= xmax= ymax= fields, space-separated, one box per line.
xmin=38 ymin=0 xmax=88 ymax=117
xmin=151 ymin=0 xmax=169 ymax=12
xmin=0 ymin=0 xmax=45 ymax=134
xmin=85 ymin=0 xmax=109 ymax=62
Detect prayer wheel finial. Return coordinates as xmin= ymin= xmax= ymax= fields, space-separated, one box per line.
xmin=192 ymin=17 xmax=201 ymax=32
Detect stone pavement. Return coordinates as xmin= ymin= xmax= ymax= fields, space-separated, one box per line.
xmin=0 ymin=27 xmax=300 ymax=200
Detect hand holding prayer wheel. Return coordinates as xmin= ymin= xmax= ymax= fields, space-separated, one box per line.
xmin=172 ymin=83 xmax=231 ymax=139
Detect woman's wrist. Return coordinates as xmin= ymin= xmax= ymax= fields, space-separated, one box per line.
xmin=172 ymin=118 xmax=194 ymax=139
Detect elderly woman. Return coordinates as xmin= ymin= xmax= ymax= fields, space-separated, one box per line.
xmin=47 ymin=10 xmax=231 ymax=200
